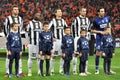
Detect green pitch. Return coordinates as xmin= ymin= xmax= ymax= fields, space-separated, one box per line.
xmin=0 ymin=48 xmax=120 ymax=80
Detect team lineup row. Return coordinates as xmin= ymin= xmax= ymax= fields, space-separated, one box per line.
xmin=4 ymin=6 xmax=116 ymax=78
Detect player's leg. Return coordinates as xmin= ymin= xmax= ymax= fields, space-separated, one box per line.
xmin=8 ymin=59 xmax=13 ymax=78
xmin=59 ymin=57 xmax=64 ymax=74
xmin=5 ymin=57 xmax=9 ymax=73
xmin=72 ymin=54 xmax=78 ymax=74
xmin=28 ymin=44 xmax=33 ymax=76
xmin=19 ymin=57 xmax=23 ymax=74
xmin=58 ymin=40 xmax=64 ymax=74
xmin=36 ymin=45 xmax=41 ymax=75
xmin=46 ymin=54 xmax=51 ymax=76
xmin=4 ymin=52 xmax=9 ymax=77
xmin=63 ymin=59 xmax=67 ymax=75
xmin=103 ymin=49 xmax=108 ymax=74
xmin=50 ymin=42 xmax=56 ymax=75
xmin=72 ymin=37 xmax=79 ymax=74
xmin=66 ymin=59 xmax=71 ymax=75
xmin=95 ymin=39 xmax=101 ymax=74
xmin=83 ymin=61 xmax=87 ymax=76
xmin=19 ymin=50 xmax=25 ymax=77
xmin=39 ymin=52 xmax=45 ymax=76
xmin=8 ymin=50 xmax=14 ymax=78
xmin=85 ymin=60 xmax=91 ymax=74
xmin=79 ymin=58 xmax=83 ymax=76
xmin=37 ymin=58 xmax=40 ymax=75
xmin=50 ymin=56 xmax=55 ymax=75
xmin=85 ymin=60 xmax=88 ymax=73
xmin=103 ymin=58 xmax=107 ymax=74
xmin=95 ymin=50 xmax=101 ymax=74
xmin=64 ymin=59 xmax=70 ymax=76
xmin=107 ymin=58 xmax=112 ymax=75
xmin=85 ymin=35 xmax=94 ymax=74
xmin=15 ymin=50 xmax=20 ymax=77
xmin=28 ymin=57 xmax=32 ymax=76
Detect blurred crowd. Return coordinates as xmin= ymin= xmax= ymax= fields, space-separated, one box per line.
xmin=0 ymin=0 xmax=120 ymax=37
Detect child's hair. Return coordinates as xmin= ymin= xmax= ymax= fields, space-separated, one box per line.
xmin=43 ymin=21 xmax=49 ymax=26
xmin=64 ymin=26 xmax=71 ymax=30
xmin=80 ymin=29 xmax=86 ymax=33
xmin=11 ymin=22 xmax=18 ymax=28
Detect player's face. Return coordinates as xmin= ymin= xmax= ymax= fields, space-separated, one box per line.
xmin=13 ymin=24 xmax=18 ymax=31
xmin=98 ymin=8 xmax=105 ymax=18
xmin=55 ymin=9 xmax=62 ymax=17
xmin=34 ymin=13 xmax=41 ymax=21
xmin=81 ymin=31 xmax=86 ymax=37
xmin=43 ymin=24 xmax=49 ymax=31
xmin=12 ymin=7 xmax=19 ymax=16
xmin=65 ymin=28 xmax=71 ymax=35
xmin=80 ymin=8 xmax=86 ymax=17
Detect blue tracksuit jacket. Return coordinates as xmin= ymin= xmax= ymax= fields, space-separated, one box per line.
xmin=61 ymin=35 xmax=74 ymax=60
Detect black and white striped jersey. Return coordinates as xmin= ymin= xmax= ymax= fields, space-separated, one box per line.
xmin=72 ymin=15 xmax=90 ymax=38
xmin=26 ymin=19 xmax=42 ymax=45
xmin=49 ymin=18 xmax=67 ymax=39
xmin=4 ymin=15 xmax=23 ymax=36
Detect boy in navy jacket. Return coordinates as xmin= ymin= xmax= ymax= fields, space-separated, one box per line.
xmin=39 ymin=22 xmax=53 ymax=76
xmin=61 ymin=27 xmax=74 ymax=76
xmin=77 ymin=29 xmax=89 ymax=76
xmin=101 ymin=31 xmax=115 ymax=75
xmin=6 ymin=23 xmax=22 ymax=78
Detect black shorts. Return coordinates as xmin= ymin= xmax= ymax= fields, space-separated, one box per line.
xmin=42 ymin=50 xmax=51 ymax=56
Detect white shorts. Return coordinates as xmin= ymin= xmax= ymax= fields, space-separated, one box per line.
xmin=28 ymin=44 xmax=39 ymax=59
xmin=53 ymin=39 xmax=62 ymax=56
xmin=74 ymin=37 xmax=79 ymax=54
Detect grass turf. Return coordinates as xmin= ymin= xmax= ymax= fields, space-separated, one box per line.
xmin=0 ymin=48 xmax=120 ymax=80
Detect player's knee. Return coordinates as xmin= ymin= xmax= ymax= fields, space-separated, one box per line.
xmin=40 ymin=55 xmax=44 ymax=60
xmin=96 ymin=51 xmax=101 ymax=56
xmin=46 ymin=55 xmax=50 ymax=59
xmin=73 ymin=54 xmax=78 ymax=57
xmin=20 ymin=54 xmax=22 ymax=58
xmin=51 ymin=56 xmax=56 ymax=59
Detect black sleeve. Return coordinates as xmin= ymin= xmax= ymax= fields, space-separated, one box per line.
xmin=91 ymin=20 xmax=97 ymax=30
xmin=6 ymin=34 xmax=11 ymax=50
